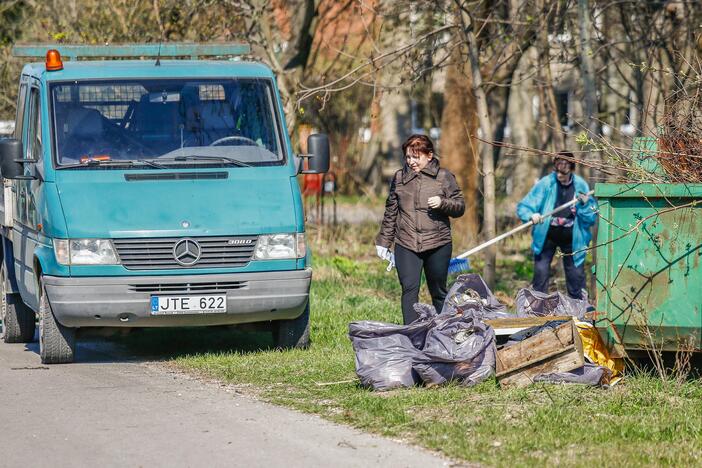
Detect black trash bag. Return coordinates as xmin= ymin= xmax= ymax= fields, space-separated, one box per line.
xmin=442 ymin=274 xmax=510 ymax=319
xmin=504 ymin=320 xmax=570 ymax=347
xmin=514 ymin=288 xmax=591 ymax=319
xmin=349 ymin=306 xmax=436 ymax=350
xmin=413 ymin=302 xmax=438 ymax=321
xmin=533 ymin=363 xmax=612 ymax=386
xmin=413 ymin=314 xmax=496 ymax=386
xmin=351 ymin=333 xmax=420 ymax=391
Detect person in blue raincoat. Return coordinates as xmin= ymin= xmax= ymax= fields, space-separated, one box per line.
xmin=516 ymin=152 xmax=598 ymax=299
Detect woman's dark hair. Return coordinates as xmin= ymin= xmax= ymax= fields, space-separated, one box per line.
xmin=554 ymin=151 xmax=576 ymax=170
xmin=402 ymin=134 xmax=434 ymax=157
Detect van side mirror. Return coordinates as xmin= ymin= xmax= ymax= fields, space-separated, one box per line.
xmin=300 ymin=133 xmax=330 ymax=174
xmin=0 ymin=139 xmax=29 ymax=180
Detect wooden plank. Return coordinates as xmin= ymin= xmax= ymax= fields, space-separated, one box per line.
xmin=496 ymin=320 xmax=578 ymax=373
xmin=488 ymin=315 xmax=576 ymax=336
xmin=486 ymin=316 xmax=573 ymax=330
xmin=492 ymin=327 xmax=532 ymax=336
xmin=495 ymin=320 xmax=584 ymax=388
xmin=497 ymin=348 xmax=584 ymax=387
xmin=496 ymin=344 xmax=576 ymax=376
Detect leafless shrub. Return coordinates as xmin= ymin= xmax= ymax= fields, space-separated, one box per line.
xmin=671 ymin=335 xmax=696 ymax=384
xmin=632 ymin=308 xmax=696 ymax=383
xmin=657 ymin=86 xmax=702 ymax=183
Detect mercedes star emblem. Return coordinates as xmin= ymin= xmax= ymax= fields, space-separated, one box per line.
xmin=173 ymin=238 xmax=202 ymax=266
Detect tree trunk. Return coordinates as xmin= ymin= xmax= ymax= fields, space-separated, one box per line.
xmin=377 ymin=8 xmax=412 ymax=174
xmin=503 ymin=47 xmax=541 ymax=214
xmin=577 ymin=0 xmax=599 ymax=179
xmin=537 ymin=5 xmax=566 ymax=153
xmin=536 ymin=0 xmax=569 ymax=154
xmin=440 ymin=47 xmax=480 ymax=247
xmin=464 ymin=20 xmax=496 ymax=288
xmin=359 ymin=89 xmax=384 ymax=193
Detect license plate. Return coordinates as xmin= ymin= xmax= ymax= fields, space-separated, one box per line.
xmin=150 ymin=295 xmax=227 ymax=315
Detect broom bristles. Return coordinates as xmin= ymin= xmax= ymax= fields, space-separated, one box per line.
xmin=448 ymin=257 xmax=470 ymax=274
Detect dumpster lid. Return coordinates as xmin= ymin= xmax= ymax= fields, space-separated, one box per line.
xmin=595 ymin=183 xmax=702 ymax=198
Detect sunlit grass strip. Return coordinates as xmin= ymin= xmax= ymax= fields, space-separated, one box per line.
xmin=170 ymin=251 xmax=702 ymax=466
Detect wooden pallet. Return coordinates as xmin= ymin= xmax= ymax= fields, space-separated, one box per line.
xmin=495 ymin=319 xmax=584 ymax=388
xmin=485 ymin=315 xmax=574 ymax=336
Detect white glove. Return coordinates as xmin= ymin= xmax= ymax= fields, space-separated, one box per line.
xmin=385 ymin=252 xmax=396 ymax=272
xmin=531 ymin=213 xmax=543 ymax=224
xmin=427 ymin=196 xmax=442 ymax=209
xmin=376 ymin=245 xmax=390 ymax=260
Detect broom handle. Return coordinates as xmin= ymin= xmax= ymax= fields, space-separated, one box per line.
xmin=454 ymin=190 xmax=595 ymax=260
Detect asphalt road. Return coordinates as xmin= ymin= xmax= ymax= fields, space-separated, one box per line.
xmin=0 ymin=337 xmax=448 ymax=468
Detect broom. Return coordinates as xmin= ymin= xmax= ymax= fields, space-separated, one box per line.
xmin=448 ymin=190 xmax=595 ymax=274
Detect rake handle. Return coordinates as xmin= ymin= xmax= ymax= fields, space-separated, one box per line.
xmin=455 ymin=190 xmax=595 ymax=260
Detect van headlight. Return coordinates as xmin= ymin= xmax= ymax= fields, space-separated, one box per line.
xmin=254 ymin=233 xmax=305 ymax=260
xmin=53 ymin=239 xmax=119 ymax=265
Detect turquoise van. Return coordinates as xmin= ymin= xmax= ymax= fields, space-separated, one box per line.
xmin=0 ymin=44 xmax=329 ymax=364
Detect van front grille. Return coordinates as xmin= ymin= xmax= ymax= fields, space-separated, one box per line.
xmin=113 ymin=236 xmax=257 ymax=270
xmin=128 ymin=281 xmax=247 ymax=294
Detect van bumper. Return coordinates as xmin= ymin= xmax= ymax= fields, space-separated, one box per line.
xmin=42 ymin=269 xmax=311 ymax=328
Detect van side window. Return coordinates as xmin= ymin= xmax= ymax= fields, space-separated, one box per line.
xmin=27 ymin=87 xmax=42 ymax=162
xmin=14 ymin=82 xmax=28 ymax=140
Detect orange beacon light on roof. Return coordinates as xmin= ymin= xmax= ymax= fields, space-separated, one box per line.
xmin=45 ymin=49 xmax=63 ymax=71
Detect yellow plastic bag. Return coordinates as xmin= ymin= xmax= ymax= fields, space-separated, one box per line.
xmin=575 ymin=320 xmax=624 ymax=383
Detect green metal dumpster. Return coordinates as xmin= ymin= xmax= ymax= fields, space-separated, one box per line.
xmin=594 ymin=182 xmax=702 ymax=357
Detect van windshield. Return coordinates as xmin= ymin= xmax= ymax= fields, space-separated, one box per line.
xmin=50 ymin=78 xmax=285 ymax=167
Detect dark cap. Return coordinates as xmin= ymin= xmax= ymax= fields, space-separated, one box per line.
xmin=553 ymin=151 xmax=576 ymax=170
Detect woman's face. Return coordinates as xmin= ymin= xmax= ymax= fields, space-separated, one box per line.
xmin=554 ymin=158 xmax=572 ymax=175
xmin=406 ymin=151 xmax=433 ymax=173
xmin=554 ymin=158 xmax=573 ymax=182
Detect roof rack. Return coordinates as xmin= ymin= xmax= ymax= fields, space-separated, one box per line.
xmin=11 ymin=43 xmax=251 ymax=60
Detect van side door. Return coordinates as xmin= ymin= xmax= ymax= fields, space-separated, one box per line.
xmin=2 ymin=78 xmax=28 ymax=296
xmin=12 ymin=78 xmax=43 ymax=311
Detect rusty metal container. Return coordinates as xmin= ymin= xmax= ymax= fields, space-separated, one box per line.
xmin=594 ymin=182 xmax=702 ymax=356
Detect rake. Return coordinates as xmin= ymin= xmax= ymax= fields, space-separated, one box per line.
xmin=448 ymin=190 xmax=595 ymax=274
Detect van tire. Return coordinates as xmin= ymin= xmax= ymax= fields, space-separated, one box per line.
xmin=0 ymin=265 xmax=36 ymax=343
xmin=272 ymin=302 xmax=310 ymax=349
xmin=39 ymin=283 xmax=75 ymax=364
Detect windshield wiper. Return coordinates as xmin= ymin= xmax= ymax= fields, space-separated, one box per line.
xmin=158 ymin=155 xmax=252 ymax=167
xmin=134 ymin=158 xmax=168 ymax=169
xmin=59 ymin=158 xmax=168 ymax=169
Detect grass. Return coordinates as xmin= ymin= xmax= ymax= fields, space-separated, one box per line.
xmin=119 ymin=223 xmax=702 ymax=466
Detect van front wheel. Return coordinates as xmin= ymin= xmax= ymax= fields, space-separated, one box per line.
xmin=272 ymin=303 xmax=310 ymax=349
xmin=0 ymin=264 xmax=35 ymax=343
xmin=39 ymin=282 xmax=75 ymax=364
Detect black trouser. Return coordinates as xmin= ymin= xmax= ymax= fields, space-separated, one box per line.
xmin=394 ymin=242 xmax=452 ymax=324
xmin=532 ymin=226 xmax=585 ymax=299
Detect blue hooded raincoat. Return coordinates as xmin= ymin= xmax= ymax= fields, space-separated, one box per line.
xmin=516 ymin=173 xmax=598 ymax=267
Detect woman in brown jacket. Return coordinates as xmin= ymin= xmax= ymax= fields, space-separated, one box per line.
xmin=375 ymin=134 xmax=465 ymax=324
